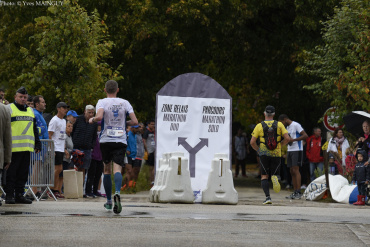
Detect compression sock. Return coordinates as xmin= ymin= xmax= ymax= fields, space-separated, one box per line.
xmin=261 ymin=179 xmax=270 ymax=197
xmin=114 ymin=172 xmax=123 ymax=194
xmin=103 ymin=174 xmax=112 ymax=201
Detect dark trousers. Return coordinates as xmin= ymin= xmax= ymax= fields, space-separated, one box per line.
xmin=5 ymin=151 xmax=31 ymax=197
xmin=358 ymin=182 xmax=367 ymax=196
xmin=235 ymin=159 xmax=246 ymax=176
xmin=85 ymin=159 xmax=103 ymax=194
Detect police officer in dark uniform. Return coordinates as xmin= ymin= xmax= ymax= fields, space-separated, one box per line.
xmin=5 ymin=87 xmax=41 ymax=204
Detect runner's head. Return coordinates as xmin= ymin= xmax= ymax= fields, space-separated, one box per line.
xmin=263 ymin=105 xmax=275 ymax=119
xmin=105 ymin=80 xmax=119 ymax=95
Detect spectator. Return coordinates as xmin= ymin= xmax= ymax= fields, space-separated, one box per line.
xmin=71 ymin=105 xmax=98 ymax=183
xmin=33 ymin=96 xmax=48 ymax=140
xmin=279 ymin=114 xmax=308 ymax=200
xmin=48 ymin=102 xmax=69 ymax=198
xmin=306 ymin=127 xmax=324 ymax=182
xmin=5 ymin=87 xmax=41 ymax=204
xmin=85 ymin=122 xmax=103 ymax=198
xmin=133 ymin=123 xmax=145 ymax=182
xmin=26 ymin=95 xmax=34 ymax=108
xmin=58 ymin=120 xmax=74 ymax=196
xmin=352 ymin=149 xmax=369 ymax=206
xmin=143 ymin=120 xmax=155 ymax=186
xmin=66 ymin=110 xmax=78 ymax=124
xmin=328 ymin=153 xmax=340 ymax=175
xmin=124 ymin=125 xmax=141 ymax=189
xmin=0 ymin=102 xmax=12 ymax=206
xmin=356 ymin=120 xmax=370 ymax=158
xmin=0 ymin=88 xmax=9 ymax=105
xmin=31 ymin=95 xmax=48 ymax=197
xmin=233 ymin=128 xmax=249 ymax=178
xmin=327 ymin=128 xmax=350 ymax=171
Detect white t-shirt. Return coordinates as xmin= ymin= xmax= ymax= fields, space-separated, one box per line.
xmin=48 ymin=116 xmax=67 ymax=152
xmin=96 ymin=97 xmax=134 ymax=144
xmin=287 ymin=121 xmax=305 ymax=152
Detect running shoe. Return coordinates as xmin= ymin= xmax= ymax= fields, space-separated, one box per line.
xmin=285 ymin=192 xmax=296 ymax=199
xmin=293 ymin=192 xmax=302 ymax=199
xmin=86 ymin=193 xmax=97 ymax=198
xmin=263 ymin=196 xmax=272 ymax=205
xmin=104 ymin=202 xmax=112 ymax=211
xmin=55 ymin=192 xmax=65 ymax=199
xmin=113 ymin=193 xmax=122 ymax=214
xmin=271 ymin=175 xmax=281 ymax=193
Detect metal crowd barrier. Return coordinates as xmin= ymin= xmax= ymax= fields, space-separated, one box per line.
xmin=26 ymin=139 xmax=56 ymax=201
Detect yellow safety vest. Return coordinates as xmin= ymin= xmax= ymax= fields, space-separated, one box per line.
xmin=10 ymin=104 xmax=35 ymax=152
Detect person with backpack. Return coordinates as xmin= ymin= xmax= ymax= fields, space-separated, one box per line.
xmin=279 ymin=114 xmax=308 ymax=200
xmin=250 ymin=105 xmax=290 ymax=204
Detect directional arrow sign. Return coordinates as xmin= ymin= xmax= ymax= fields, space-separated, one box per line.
xmin=178 ymin=137 xmax=209 ymax=177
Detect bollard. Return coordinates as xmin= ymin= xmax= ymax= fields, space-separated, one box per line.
xmin=157 ymin=152 xmax=194 ymax=203
xmin=202 ymin=153 xmax=238 ymax=204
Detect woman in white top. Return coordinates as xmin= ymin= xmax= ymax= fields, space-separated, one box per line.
xmin=327 ymin=128 xmax=350 ymax=170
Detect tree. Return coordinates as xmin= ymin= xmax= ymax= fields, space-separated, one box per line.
xmin=10 ymin=0 xmax=116 ymax=112
xmin=300 ymin=0 xmax=370 ymax=121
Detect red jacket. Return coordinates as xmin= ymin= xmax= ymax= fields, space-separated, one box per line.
xmin=306 ymin=135 xmax=324 ymax=163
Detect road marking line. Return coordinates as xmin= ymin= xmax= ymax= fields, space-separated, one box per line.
xmin=346 ymin=224 xmax=370 ymax=245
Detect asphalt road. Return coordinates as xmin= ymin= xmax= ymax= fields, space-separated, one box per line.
xmin=0 ymin=186 xmax=369 ymax=247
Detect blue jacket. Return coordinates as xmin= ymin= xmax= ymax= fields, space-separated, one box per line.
xmin=126 ymin=130 xmax=137 ymax=158
xmin=34 ymin=108 xmax=48 ymax=139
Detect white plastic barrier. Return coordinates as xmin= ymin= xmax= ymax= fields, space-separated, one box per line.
xmin=149 ymin=153 xmax=170 ymax=202
xmin=64 ymin=170 xmax=84 ymax=199
xmin=150 ymin=152 xmax=194 ymax=203
xmin=202 ymin=153 xmax=238 ymax=205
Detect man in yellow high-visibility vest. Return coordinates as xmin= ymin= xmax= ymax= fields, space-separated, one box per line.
xmin=5 ymin=87 xmax=41 ymax=204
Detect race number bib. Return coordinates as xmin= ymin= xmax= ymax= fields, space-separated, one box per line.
xmin=107 ymin=126 xmax=124 ymax=138
xmin=59 ymin=131 xmax=67 ymax=140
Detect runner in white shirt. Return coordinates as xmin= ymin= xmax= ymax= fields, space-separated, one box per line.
xmin=48 ymin=102 xmax=68 ymax=198
xmin=89 ymin=80 xmax=138 ymax=214
xmin=278 ymin=114 xmax=308 ymax=200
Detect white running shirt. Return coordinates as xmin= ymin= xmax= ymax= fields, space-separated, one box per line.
xmin=48 ymin=116 xmax=67 ymax=152
xmin=286 ymin=121 xmax=305 ymax=152
xmin=96 ymin=98 xmax=134 ymax=144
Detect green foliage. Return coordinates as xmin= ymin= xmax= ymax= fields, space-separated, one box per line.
xmin=314 ymin=167 xmax=325 ymax=179
xmin=4 ymin=0 xmax=117 ymax=112
xmin=0 ymin=0 xmax=343 ymax=129
xmin=300 ymin=0 xmax=370 ymax=121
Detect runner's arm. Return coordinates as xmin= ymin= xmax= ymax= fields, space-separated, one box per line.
xmin=89 ymin=108 xmax=104 ymax=124
xmin=250 ymin=136 xmax=259 ymax=153
xmin=126 ymin=112 xmax=138 ymax=126
xmin=281 ymin=133 xmax=290 ymax=146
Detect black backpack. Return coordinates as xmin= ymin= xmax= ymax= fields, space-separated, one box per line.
xmin=261 ymin=121 xmax=280 ymax=150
